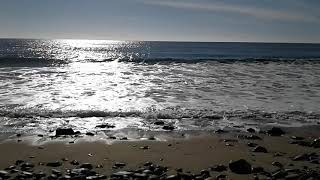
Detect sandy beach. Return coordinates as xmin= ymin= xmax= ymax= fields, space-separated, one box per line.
xmin=0 ymin=126 xmax=319 ymax=179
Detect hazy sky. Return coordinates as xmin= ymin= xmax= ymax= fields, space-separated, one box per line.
xmin=0 ymin=0 xmax=320 ymax=42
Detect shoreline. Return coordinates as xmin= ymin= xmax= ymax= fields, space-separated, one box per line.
xmin=0 ymin=125 xmax=319 ymax=179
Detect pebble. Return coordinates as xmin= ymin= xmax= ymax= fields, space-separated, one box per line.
xmin=252 ymin=146 xmax=268 ymax=153
xmin=162 ymin=125 xmax=175 ymax=131
xmin=86 ymin=132 xmax=95 ymax=136
xmin=80 ymin=163 xmax=93 ymax=170
xmin=95 ymin=123 xmax=115 ymax=128
xmin=55 ymin=128 xmax=77 ymax=136
xmin=140 ymin=146 xmax=150 ymax=150
xmin=267 ymin=127 xmax=285 ymax=136
xmin=154 ymin=121 xmax=165 ymax=125
xmin=229 ymin=159 xmax=252 ymax=174
xmin=70 ymin=160 xmax=80 ymax=165
xmin=46 ymin=161 xmax=62 ymax=167
xmin=247 ymin=128 xmax=256 ymax=133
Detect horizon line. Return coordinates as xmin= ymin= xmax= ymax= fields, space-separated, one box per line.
xmin=0 ymin=37 xmax=319 ymax=45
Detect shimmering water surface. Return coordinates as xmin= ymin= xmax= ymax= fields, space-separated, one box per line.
xmin=0 ymin=39 xmax=320 ymax=135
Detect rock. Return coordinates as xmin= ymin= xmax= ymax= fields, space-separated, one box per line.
xmin=251 ymin=166 xmax=264 ymax=173
xmin=15 ymin=160 xmax=24 ymax=165
xmin=55 ymin=128 xmax=76 ymax=136
xmin=62 ymin=157 xmax=68 ymax=161
xmin=229 ymin=159 xmax=252 ymax=174
xmin=16 ymin=133 xmax=22 ymax=137
xmin=252 ymin=146 xmax=268 ymax=153
xmin=272 ymin=161 xmax=283 ymax=168
xmin=247 ymin=142 xmax=258 ymax=147
xmin=144 ymin=162 xmax=153 ymax=166
xmin=114 ymin=162 xmax=126 ymax=168
xmin=96 ymin=124 xmax=115 ymax=128
xmin=140 ymin=146 xmax=150 ymax=150
xmin=290 ymin=136 xmax=305 ymax=140
xmin=20 ymin=162 xmax=34 ymax=169
xmin=247 ymin=128 xmax=256 ymax=133
xmin=210 ymin=165 xmax=227 ymax=172
xmin=215 ymin=129 xmax=226 ymax=134
xmin=120 ymin=137 xmax=128 ymax=140
xmin=267 ymin=127 xmax=285 ymax=136
xmin=70 ymin=160 xmax=79 ymax=165
xmin=200 ymin=169 xmax=210 ymax=178
xmin=35 ymin=172 xmax=46 ymax=179
xmin=311 ymin=138 xmax=320 ymax=148
xmin=0 ymin=170 xmax=9 ymax=178
xmin=111 ymin=171 xmax=134 ymax=177
xmin=163 ymin=125 xmax=175 ymax=131
xmin=46 ymin=161 xmax=62 ymax=167
xmin=80 ymin=163 xmax=93 ymax=170
xmin=166 ymin=175 xmax=179 ymax=180
xmin=52 ymin=169 xmax=62 ymax=176
xmin=154 ymin=121 xmax=165 ymax=125
xmin=109 ymin=136 xmax=117 ymax=139
xmin=86 ymin=132 xmax=94 ymax=136
xmin=216 ymin=174 xmax=227 ymax=179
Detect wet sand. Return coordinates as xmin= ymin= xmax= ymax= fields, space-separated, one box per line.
xmin=0 ymin=126 xmax=319 ymax=179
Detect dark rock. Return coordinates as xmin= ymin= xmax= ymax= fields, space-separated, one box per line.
xmin=70 ymin=160 xmax=79 ymax=165
xmin=0 ymin=170 xmax=9 ymax=178
xmin=166 ymin=175 xmax=179 ymax=180
xmin=86 ymin=132 xmax=95 ymax=136
xmin=251 ymin=166 xmax=264 ymax=173
xmin=210 ymin=165 xmax=227 ymax=172
xmin=55 ymin=128 xmax=76 ymax=136
xmin=247 ymin=128 xmax=256 ymax=133
xmin=290 ymin=136 xmax=305 ymax=140
xmin=16 ymin=133 xmax=22 ymax=137
xmin=252 ymin=146 xmax=268 ymax=153
xmin=46 ymin=161 xmax=62 ymax=167
xmin=114 ymin=162 xmax=126 ymax=168
xmin=120 ymin=137 xmax=128 ymax=140
xmin=96 ymin=124 xmax=115 ymax=128
xmin=62 ymin=157 xmax=68 ymax=161
xmin=52 ymin=169 xmax=62 ymax=176
xmin=35 ymin=172 xmax=46 ymax=179
xmin=109 ymin=136 xmax=117 ymax=139
xmin=111 ymin=171 xmax=134 ymax=177
xmin=229 ymin=159 xmax=252 ymax=174
xmin=144 ymin=162 xmax=153 ymax=166
xmin=200 ymin=169 xmax=210 ymax=178
xmin=267 ymin=127 xmax=285 ymax=136
xmin=272 ymin=161 xmax=283 ymax=168
xmin=247 ymin=142 xmax=258 ymax=147
xmin=80 ymin=163 xmax=93 ymax=170
xmin=223 ymin=139 xmax=238 ymax=143
xmin=216 ymin=174 xmax=227 ymax=179
xmin=154 ymin=121 xmax=165 ymax=125
xmin=20 ymin=162 xmax=34 ymax=169
xmin=15 ymin=160 xmax=24 ymax=165
xmin=21 ymin=171 xmax=33 ymax=178
xmin=311 ymin=138 xmax=320 ymax=148
xmin=163 ymin=125 xmax=175 ymax=131
xmin=4 ymin=166 xmax=16 ymax=170
xmin=215 ymin=129 xmax=226 ymax=134
xmin=38 ymin=134 xmax=44 ymax=137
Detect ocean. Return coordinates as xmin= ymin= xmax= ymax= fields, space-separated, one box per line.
xmin=0 ymin=39 xmax=320 ymax=137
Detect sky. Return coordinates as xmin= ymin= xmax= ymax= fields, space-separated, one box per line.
xmin=0 ymin=0 xmax=320 ymax=43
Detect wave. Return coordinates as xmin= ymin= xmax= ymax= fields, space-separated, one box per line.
xmin=1 ymin=56 xmax=320 ymax=66
xmin=0 ymin=107 xmax=319 ymax=122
